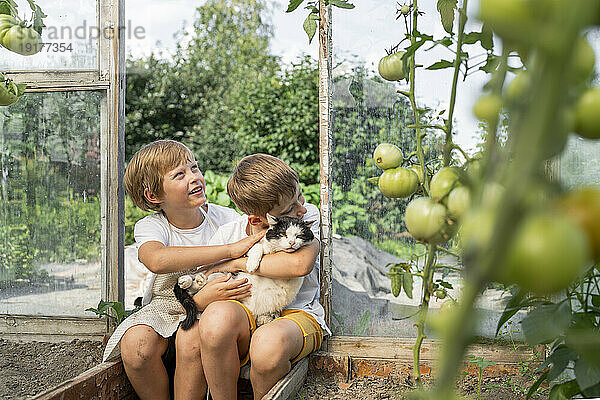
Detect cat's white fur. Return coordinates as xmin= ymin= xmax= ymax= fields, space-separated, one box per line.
xmin=180 ymin=215 xmax=314 ymax=326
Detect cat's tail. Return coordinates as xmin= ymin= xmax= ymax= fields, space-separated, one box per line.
xmin=174 ymin=284 xmax=198 ymax=330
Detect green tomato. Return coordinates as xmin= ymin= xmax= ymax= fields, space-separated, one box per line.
xmin=482 ymin=182 xmax=505 ymax=206
xmin=505 ymin=72 xmax=530 ymax=103
xmin=0 ymin=15 xmax=42 ymax=56
xmin=557 ymin=187 xmax=600 ymax=261
xmin=504 ymin=212 xmax=591 ymax=294
xmin=378 ymin=52 xmax=406 ymax=82
xmin=405 ymin=197 xmax=455 ymax=244
xmin=574 ymin=88 xmax=600 ymax=140
xmin=2 ymin=25 xmax=42 ymax=56
xmin=473 ymin=94 xmax=502 ymax=122
xmin=400 ymin=5 xmax=410 ymax=15
xmin=430 ymin=167 xmax=463 ymax=202
xmin=408 ymin=164 xmax=425 ymax=184
xmin=446 ymin=186 xmax=471 ymax=220
xmin=373 ymin=143 xmax=403 ymax=170
xmin=378 ymin=167 xmax=419 ymax=198
xmin=0 ymin=76 xmax=25 ymax=106
xmin=458 ymin=207 xmax=496 ymax=258
xmin=571 ymin=36 xmax=595 ymax=83
xmin=434 ymin=289 xmax=447 ymax=299
xmin=427 ymin=299 xmax=457 ymax=335
xmin=479 ymin=0 xmax=534 ymax=40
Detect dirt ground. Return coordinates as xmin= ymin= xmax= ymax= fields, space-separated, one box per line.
xmin=0 ymin=338 xmax=542 ymax=400
xmin=0 ymin=339 xmax=103 ymax=400
xmin=294 ymin=371 xmax=542 ymax=400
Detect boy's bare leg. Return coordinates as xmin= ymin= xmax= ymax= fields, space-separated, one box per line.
xmin=174 ymin=321 xmax=207 ymax=400
xmin=199 ymin=301 xmax=252 ymax=400
xmin=120 ymin=325 xmax=170 ymax=400
xmin=249 ymin=319 xmax=304 ymax=400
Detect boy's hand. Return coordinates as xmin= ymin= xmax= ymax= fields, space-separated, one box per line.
xmin=227 ymin=230 xmax=266 ymax=259
xmin=192 ymin=273 xmax=252 ymax=311
xmin=200 ymin=258 xmax=246 ymax=275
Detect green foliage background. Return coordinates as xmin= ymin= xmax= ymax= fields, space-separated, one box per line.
xmin=0 ymin=0 xmax=441 ymax=281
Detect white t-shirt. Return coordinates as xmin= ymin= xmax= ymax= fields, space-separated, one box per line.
xmin=209 ymin=203 xmax=331 ymax=335
xmin=134 ymin=203 xmax=242 ymax=305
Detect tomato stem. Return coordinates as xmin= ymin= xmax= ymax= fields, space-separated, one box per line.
xmin=442 ymin=0 xmax=469 ymax=167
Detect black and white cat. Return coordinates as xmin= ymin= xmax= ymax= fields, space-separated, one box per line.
xmin=174 ymin=215 xmax=315 ymax=330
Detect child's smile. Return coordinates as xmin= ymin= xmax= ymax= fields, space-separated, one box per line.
xmin=161 ymin=161 xmax=207 ymax=212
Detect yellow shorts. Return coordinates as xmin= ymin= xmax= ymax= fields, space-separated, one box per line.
xmin=227 ymin=301 xmax=323 ymax=366
xmin=227 ymin=300 xmax=257 ymax=367
xmin=276 ymin=309 xmax=324 ymax=363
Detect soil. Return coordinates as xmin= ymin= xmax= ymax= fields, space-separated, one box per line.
xmin=294 ymin=372 xmax=541 ymax=400
xmin=0 ymin=339 xmax=103 ymax=400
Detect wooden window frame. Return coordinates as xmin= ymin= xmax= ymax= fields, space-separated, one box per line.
xmin=0 ymin=0 xmax=125 ymax=340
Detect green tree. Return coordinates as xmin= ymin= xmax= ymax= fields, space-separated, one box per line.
xmin=125 ymin=0 xmax=279 ymax=174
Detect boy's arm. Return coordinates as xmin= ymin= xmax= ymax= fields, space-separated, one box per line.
xmin=204 ymin=239 xmax=319 ymax=278
xmin=138 ymin=232 xmax=264 ymax=274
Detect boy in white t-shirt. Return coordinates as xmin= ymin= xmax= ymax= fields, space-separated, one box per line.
xmin=104 ymin=140 xmax=263 ymax=400
xmin=186 ymin=154 xmax=330 ymax=400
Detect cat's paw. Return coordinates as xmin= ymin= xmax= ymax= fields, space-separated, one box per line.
xmin=256 ymin=314 xmax=276 ymax=327
xmin=246 ymin=258 xmax=260 ymax=273
xmin=177 ymin=275 xmax=194 ymax=290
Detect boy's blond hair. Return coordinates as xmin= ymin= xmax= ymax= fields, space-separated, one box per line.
xmin=124 ymin=140 xmax=195 ymax=212
xmin=228 ymin=154 xmax=299 ymax=216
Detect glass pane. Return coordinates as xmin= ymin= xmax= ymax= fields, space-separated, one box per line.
xmin=330 ymin=2 xmax=526 ymax=338
xmin=559 ymin=136 xmax=600 ymax=189
xmin=0 ymin=91 xmax=102 ymax=316
xmin=0 ymin=0 xmax=97 ymax=70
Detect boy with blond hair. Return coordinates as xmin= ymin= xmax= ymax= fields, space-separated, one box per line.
xmin=180 ymin=154 xmax=330 ymax=400
xmin=103 ymin=140 xmax=263 ymax=400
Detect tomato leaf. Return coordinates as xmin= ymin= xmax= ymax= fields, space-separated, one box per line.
xmin=521 ymin=302 xmax=571 ymax=345
xmin=286 ymin=0 xmax=304 ymax=13
xmin=326 ymin=0 xmax=355 ymax=9
xmin=0 ymin=0 xmax=18 ymax=16
xmin=480 ymin=24 xmax=494 ymax=51
xmin=302 ymin=11 xmax=319 ymax=43
xmin=15 ymin=83 xmax=26 ymax=96
xmin=436 ymin=0 xmax=457 ymax=35
xmin=536 ymin=346 xmax=578 ymax=382
xmin=26 ymin=0 xmax=46 ymax=35
xmin=426 ymin=60 xmax=454 ymax=70
xmin=575 ymin=358 xmax=600 ymax=391
xmin=480 ymin=53 xmax=500 ymax=73
xmin=526 ymin=370 xmax=548 ymax=399
xmin=549 ymin=380 xmax=581 ymax=400
xmin=565 ymin=327 xmax=600 ymax=367
xmin=402 ymin=271 xmax=413 ymax=299
xmin=367 ymin=177 xmax=379 ymax=185
xmin=495 ymin=288 xmax=526 ymax=337
xmin=592 ymin=294 xmax=600 ymax=308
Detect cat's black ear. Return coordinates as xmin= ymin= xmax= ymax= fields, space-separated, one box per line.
xmin=266 ymin=213 xmax=278 ymax=225
xmin=304 ymin=220 xmax=317 ymax=227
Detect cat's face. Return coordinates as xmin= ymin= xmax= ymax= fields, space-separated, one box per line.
xmin=265 ymin=215 xmax=315 ymax=252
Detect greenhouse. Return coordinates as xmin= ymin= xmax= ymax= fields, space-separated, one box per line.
xmin=1 ymin=0 xmax=600 ymax=399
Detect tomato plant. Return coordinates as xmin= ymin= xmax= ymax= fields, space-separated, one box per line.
xmin=0 ymin=72 xmax=25 ymax=106
xmin=373 ymin=143 xmax=403 ymax=170
xmin=429 ymin=167 xmax=463 ymax=202
xmin=574 ymin=88 xmax=600 ymax=140
xmin=378 ymin=52 xmax=406 ymax=81
xmin=0 ymin=1 xmax=46 ymax=56
xmin=557 ymin=187 xmax=600 ymax=260
xmin=473 ymin=94 xmax=502 ymax=122
xmin=378 ymin=167 xmax=418 ymax=198
xmin=405 ymin=197 xmax=455 ymax=245
xmin=503 ymin=212 xmax=591 ymax=294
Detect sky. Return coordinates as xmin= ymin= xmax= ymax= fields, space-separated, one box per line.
xmin=124 ymin=0 xmax=600 ymax=153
